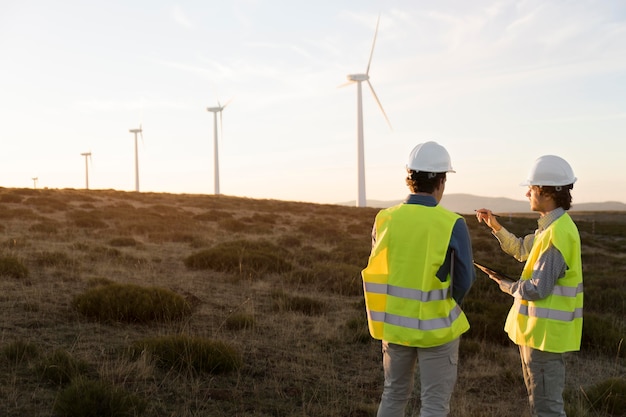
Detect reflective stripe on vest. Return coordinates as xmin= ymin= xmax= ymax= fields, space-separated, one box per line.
xmin=369 ymin=304 xmax=464 ymax=331
xmin=551 ymin=282 xmax=584 ymax=298
xmin=364 ymin=282 xmax=450 ymax=302
xmin=517 ymin=304 xmax=583 ymax=321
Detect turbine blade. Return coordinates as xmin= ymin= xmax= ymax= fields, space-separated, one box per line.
xmin=367 ymin=80 xmax=392 ymax=130
xmin=365 ymin=14 xmax=381 ymax=75
xmin=222 ymin=97 xmax=233 ymax=109
xmin=337 ymin=81 xmax=355 ymax=89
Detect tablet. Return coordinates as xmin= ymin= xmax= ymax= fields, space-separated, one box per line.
xmin=473 ymin=261 xmax=516 ymax=281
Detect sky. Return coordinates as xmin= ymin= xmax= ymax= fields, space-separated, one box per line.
xmin=1 ymin=0 xmax=625 ymax=206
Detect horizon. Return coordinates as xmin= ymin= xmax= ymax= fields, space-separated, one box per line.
xmin=5 ymin=185 xmax=625 ymax=213
xmin=2 ymin=1 xmax=625 ymax=206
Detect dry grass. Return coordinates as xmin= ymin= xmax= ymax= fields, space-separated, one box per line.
xmin=0 ymin=187 xmax=623 ymax=416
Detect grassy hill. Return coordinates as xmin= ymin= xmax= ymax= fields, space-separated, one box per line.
xmin=0 ymin=187 xmax=623 ymax=416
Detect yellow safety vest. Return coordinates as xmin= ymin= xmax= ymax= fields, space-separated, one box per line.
xmin=361 ymin=203 xmax=469 ymax=347
xmin=504 ymin=213 xmax=583 ymax=353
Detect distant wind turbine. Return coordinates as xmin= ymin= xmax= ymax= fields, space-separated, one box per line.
xmin=80 ymin=151 xmax=92 ymax=190
xmin=32 ymin=177 xmax=38 ymax=189
xmin=129 ymin=126 xmax=143 ymax=192
xmin=206 ymin=100 xmax=231 ymax=195
xmin=341 ymin=15 xmax=392 ymax=208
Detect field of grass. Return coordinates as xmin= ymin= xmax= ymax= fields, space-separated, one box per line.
xmin=0 ymin=187 xmax=623 ymax=417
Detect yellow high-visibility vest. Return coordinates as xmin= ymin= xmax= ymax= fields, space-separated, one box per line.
xmin=361 ymin=203 xmax=469 ymax=347
xmin=504 ymin=213 xmax=583 ymax=353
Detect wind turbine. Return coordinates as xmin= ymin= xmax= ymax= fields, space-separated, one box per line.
xmin=129 ymin=126 xmax=143 ymax=192
xmin=32 ymin=177 xmax=38 ymax=189
xmin=342 ymin=15 xmax=392 ymax=208
xmin=206 ymin=100 xmax=230 ymax=195
xmin=80 ymin=151 xmax=92 ymax=190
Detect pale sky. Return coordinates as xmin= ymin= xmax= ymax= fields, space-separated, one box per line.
xmin=1 ymin=0 xmax=625 ymax=205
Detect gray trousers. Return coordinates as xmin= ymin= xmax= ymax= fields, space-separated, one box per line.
xmin=519 ymin=345 xmax=567 ymax=417
xmin=377 ymin=338 xmax=460 ymax=417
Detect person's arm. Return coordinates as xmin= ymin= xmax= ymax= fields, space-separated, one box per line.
xmin=497 ymin=245 xmax=566 ymax=300
xmin=448 ymin=218 xmax=476 ymax=304
xmin=493 ymin=227 xmax=536 ymax=262
xmin=476 ymin=208 xmax=534 ymax=261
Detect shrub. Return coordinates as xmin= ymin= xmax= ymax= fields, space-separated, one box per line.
xmin=581 ymin=313 xmax=625 ymax=358
xmin=108 ymin=237 xmax=138 ymax=247
xmin=277 ymin=235 xmax=302 ymax=248
xmin=34 ymin=251 xmax=75 ymax=268
xmin=184 ymin=239 xmax=292 ymax=275
xmin=0 ymin=255 xmax=29 ymax=279
xmin=128 ymin=335 xmax=242 ymax=374
xmin=24 ymin=196 xmax=68 ymax=212
xmin=271 ymin=290 xmax=326 ymax=316
xmin=344 ymin=314 xmax=371 ymax=344
xmin=29 ymin=221 xmax=59 ymax=234
xmin=297 ymin=219 xmax=344 ymax=243
xmin=53 ymin=378 xmax=147 ymax=417
xmin=0 ymin=193 xmax=23 ymax=203
xmin=1 ymin=339 xmax=39 ymax=363
xmin=217 ymin=217 xmax=248 ymax=232
xmin=332 ymin=238 xmax=371 ymax=266
xmin=584 ymin=287 xmax=625 ymax=317
xmin=584 ymin=377 xmax=626 ymax=416
xmin=309 ymin=262 xmax=363 ymax=296
xmin=68 ymin=210 xmax=108 ymax=229
xmin=72 ymin=283 xmax=192 ymax=323
xmin=37 ymin=349 xmax=93 ymax=385
xmin=0 ymin=207 xmax=39 ymax=221
xmin=224 ymin=313 xmax=256 ymax=330
xmin=462 ymin=298 xmax=513 ymax=346
xmin=194 ymin=209 xmax=234 ymax=222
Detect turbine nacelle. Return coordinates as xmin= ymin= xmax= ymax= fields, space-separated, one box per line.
xmin=129 ymin=128 xmax=142 ymax=134
xmin=347 ymin=73 xmax=369 ymax=82
xmin=206 ymin=106 xmax=224 ymax=113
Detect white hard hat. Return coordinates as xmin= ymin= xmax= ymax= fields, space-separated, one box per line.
xmin=520 ymin=155 xmax=577 ymax=186
xmin=406 ymin=141 xmax=455 ymax=173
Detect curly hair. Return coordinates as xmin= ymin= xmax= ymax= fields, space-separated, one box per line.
xmin=538 ymin=185 xmax=574 ymax=210
xmin=405 ymin=170 xmax=446 ymax=194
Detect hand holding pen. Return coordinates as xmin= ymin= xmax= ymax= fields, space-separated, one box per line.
xmin=475 ymin=209 xmax=502 ymax=232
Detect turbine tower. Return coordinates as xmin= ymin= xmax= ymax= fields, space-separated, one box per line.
xmin=206 ymin=100 xmax=230 ymax=195
xmin=80 ymin=151 xmax=92 ymax=190
xmin=32 ymin=177 xmax=38 ymax=189
xmin=129 ymin=126 xmax=143 ymax=192
xmin=343 ymin=15 xmax=391 ymax=208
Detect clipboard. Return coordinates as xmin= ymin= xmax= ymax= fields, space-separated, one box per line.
xmin=473 ymin=261 xmax=516 ymax=282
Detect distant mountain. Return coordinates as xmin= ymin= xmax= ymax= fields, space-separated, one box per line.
xmin=341 ymin=193 xmax=626 ymax=214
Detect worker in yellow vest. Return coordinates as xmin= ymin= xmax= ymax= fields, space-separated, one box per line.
xmin=362 ymin=141 xmax=476 ymax=417
xmin=476 ymin=155 xmax=583 ymax=417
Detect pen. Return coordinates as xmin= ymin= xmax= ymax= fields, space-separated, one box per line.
xmin=474 ymin=210 xmax=500 ymax=218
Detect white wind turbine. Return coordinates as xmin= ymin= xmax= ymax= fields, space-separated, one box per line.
xmin=129 ymin=126 xmax=143 ymax=192
xmin=342 ymin=15 xmax=392 ymax=208
xmin=80 ymin=151 xmax=92 ymax=190
xmin=206 ymin=100 xmax=230 ymax=195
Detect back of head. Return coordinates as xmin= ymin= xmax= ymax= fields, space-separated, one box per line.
xmin=406 ymin=141 xmax=454 ymax=194
xmin=406 ymin=141 xmax=455 ymax=173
